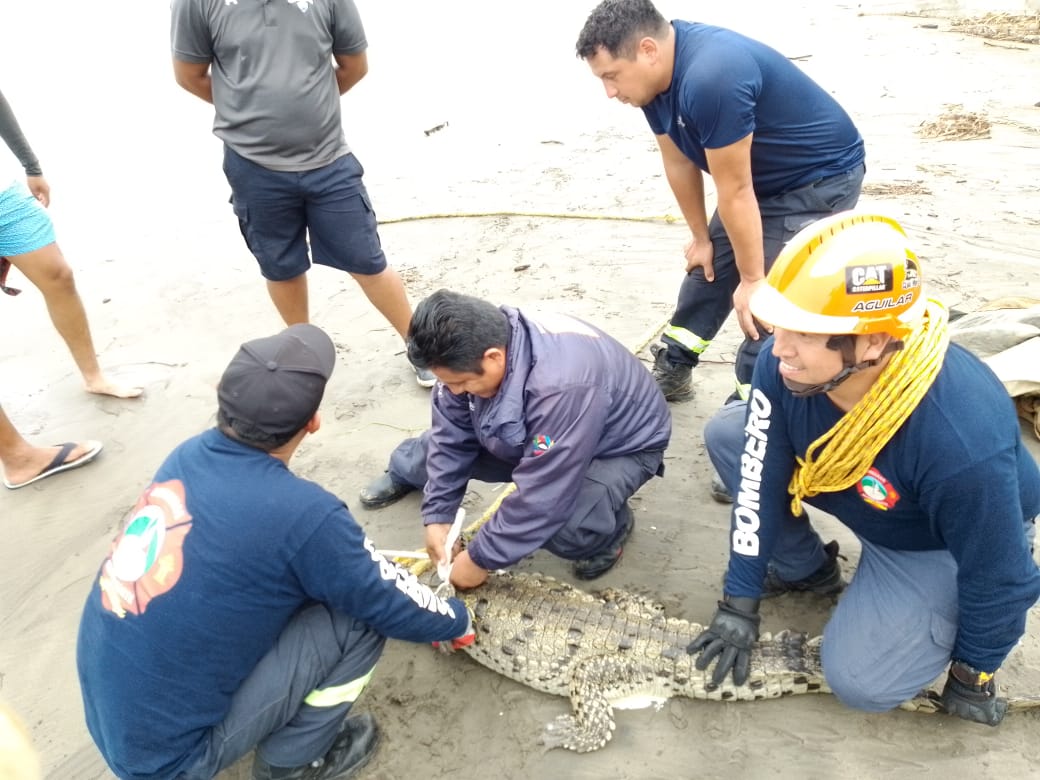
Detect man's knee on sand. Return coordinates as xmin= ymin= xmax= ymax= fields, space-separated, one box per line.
xmin=821 ymin=651 xmax=926 ymax=714
xmin=820 ymin=610 xmax=951 ymax=713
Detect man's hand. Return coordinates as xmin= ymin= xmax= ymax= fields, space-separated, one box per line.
xmin=26 ymin=175 xmax=49 ymax=207
xmin=447 ymin=550 xmax=488 ymax=590
xmin=424 ymin=523 xmax=455 ymax=568
xmin=732 ymin=278 xmax=768 ymax=341
xmin=686 ymin=596 xmax=761 ymax=686
xmin=941 ymin=661 xmax=1008 ymax=726
xmin=433 ymin=608 xmax=476 ymax=654
xmin=684 ymin=234 xmax=715 ymax=279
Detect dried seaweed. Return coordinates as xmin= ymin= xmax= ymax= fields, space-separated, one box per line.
xmin=948 ymin=12 xmax=1040 ymax=44
xmin=862 ymin=181 xmax=932 ymax=197
xmin=917 ymin=104 xmax=991 ymax=140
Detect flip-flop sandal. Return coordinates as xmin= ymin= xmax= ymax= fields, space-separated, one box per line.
xmin=3 ymin=440 xmax=104 ymax=490
xmin=0 ymin=257 xmax=23 ymax=296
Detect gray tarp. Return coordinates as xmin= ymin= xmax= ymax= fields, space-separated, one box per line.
xmin=949 ymin=299 xmax=1040 ymax=439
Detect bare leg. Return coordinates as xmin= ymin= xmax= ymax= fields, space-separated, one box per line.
xmin=350 ymin=267 xmax=413 ymax=340
xmin=8 ymin=244 xmax=142 ymax=398
xmin=0 ymin=405 xmax=96 ymax=487
xmin=267 ymin=274 xmax=310 ymax=326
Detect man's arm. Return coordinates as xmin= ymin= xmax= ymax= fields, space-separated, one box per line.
xmin=333 ymin=52 xmax=368 ymax=95
xmin=0 ymin=89 xmax=49 ymax=205
xmin=656 ymin=133 xmax=713 ymax=277
xmin=462 ymin=388 xmax=608 ymax=576
xmin=294 ymin=507 xmax=471 ymax=644
xmin=0 ymin=89 xmax=42 ymax=176
xmin=705 ymin=133 xmax=766 ymax=340
xmin=172 ymin=59 xmax=213 ymax=104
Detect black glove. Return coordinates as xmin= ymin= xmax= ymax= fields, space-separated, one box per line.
xmin=941 ymin=661 xmax=1007 ymax=726
xmin=687 ymin=596 xmax=761 ymax=686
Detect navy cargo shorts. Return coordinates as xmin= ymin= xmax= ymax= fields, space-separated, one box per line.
xmin=222 ymin=146 xmax=388 ymax=281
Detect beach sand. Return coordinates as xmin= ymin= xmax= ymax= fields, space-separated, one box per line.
xmin=1 ymin=1 xmax=1039 ymax=778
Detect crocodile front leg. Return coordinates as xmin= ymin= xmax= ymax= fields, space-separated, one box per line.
xmin=539 ymin=654 xmax=650 ymax=753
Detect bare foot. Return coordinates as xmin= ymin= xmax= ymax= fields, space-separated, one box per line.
xmin=3 ymin=441 xmax=102 ymax=489
xmin=85 ymin=379 xmax=144 ymax=399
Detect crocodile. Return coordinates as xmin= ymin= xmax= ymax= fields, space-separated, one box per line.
xmin=453 ymin=571 xmax=1039 ymax=752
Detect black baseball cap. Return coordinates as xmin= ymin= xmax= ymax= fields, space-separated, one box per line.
xmin=217 ymin=324 xmax=336 ymax=439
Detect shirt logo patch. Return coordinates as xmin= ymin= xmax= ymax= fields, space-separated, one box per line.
xmin=531 ymin=434 xmax=554 ymax=456
xmin=856 ymin=467 xmax=900 ymax=510
xmin=677 ymin=115 xmax=686 ymax=129
xmin=98 ymin=480 xmax=193 ymax=618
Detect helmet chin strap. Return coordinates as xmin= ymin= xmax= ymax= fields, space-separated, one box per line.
xmin=782 ymin=335 xmax=903 ymax=398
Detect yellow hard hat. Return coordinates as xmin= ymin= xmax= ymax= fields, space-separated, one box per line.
xmin=751 ymin=211 xmax=926 ymax=337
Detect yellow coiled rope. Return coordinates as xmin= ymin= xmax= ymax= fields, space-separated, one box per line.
xmin=787 ymin=299 xmax=950 ymax=515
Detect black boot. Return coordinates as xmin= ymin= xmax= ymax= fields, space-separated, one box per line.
xmin=252 ymin=713 xmax=380 ymax=780
xmin=761 ymin=540 xmax=846 ymax=598
xmin=359 ymin=473 xmax=414 ymax=509
xmin=573 ymin=503 xmax=635 ymax=580
xmin=650 ymin=343 xmax=693 ymax=402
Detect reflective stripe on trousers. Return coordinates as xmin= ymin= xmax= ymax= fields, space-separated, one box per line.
xmin=662 ymin=324 xmax=710 ymax=355
xmin=304 ymin=667 xmax=375 ymax=708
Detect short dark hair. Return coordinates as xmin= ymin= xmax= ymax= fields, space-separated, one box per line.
xmin=216 ymin=408 xmax=297 ymax=452
xmin=575 ymin=0 xmax=669 ymax=60
xmin=407 ymin=290 xmax=510 ymax=374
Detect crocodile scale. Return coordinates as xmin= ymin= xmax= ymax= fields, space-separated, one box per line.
xmin=457 ymin=571 xmax=831 ymax=752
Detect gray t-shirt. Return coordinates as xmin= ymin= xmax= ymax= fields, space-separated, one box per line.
xmin=171 ymin=0 xmax=367 ymax=171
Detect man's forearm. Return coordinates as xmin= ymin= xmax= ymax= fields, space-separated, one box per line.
xmin=0 ymin=89 xmax=42 ymax=175
xmin=716 ymin=186 xmax=765 ymax=281
xmin=176 ymin=73 xmax=213 ymax=104
xmin=335 ymin=66 xmax=365 ymax=95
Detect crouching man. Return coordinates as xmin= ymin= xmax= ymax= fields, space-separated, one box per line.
xmin=689 ymin=212 xmax=1039 ymax=725
xmin=361 ymin=290 xmax=672 ymax=587
xmin=77 ymin=325 xmax=472 ymax=780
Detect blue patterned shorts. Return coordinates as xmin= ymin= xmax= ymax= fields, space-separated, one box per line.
xmin=0 ymin=180 xmax=56 ymax=257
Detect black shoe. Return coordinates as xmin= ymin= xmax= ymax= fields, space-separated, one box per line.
xmin=650 ymin=343 xmax=693 ymax=402
xmin=359 ymin=473 xmax=414 ymax=509
xmin=252 ymin=713 xmax=380 ymax=780
xmin=761 ymin=540 xmax=846 ymax=598
xmin=710 ymin=473 xmax=733 ymax=504
xmin=411 ymin=363 xmax=437 ymax=389
xmin=573 ymin=504 xmax=634 ymax=580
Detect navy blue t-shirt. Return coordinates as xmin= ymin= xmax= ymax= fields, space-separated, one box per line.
xmin=77 ymin=429 xmax=468 ymax=780
xmin=724 ymin=342 xmax=1040 ymax=671
xmin=642 ymin=21 xmax=865 ymax=197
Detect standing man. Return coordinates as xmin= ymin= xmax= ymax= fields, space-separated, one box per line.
xmin=77 ymin=324 xmax=472 ymax=780
xmin=576 ymin=0 xmax=866 ymax=407
xmin=359 ymin=290 xmax=671 ymax=587
xmin=1 ymin=87 xmax=142 ymax=399
xmin=690 ymin=212 xmax=1039 ymax=726
xmin=171 ymin=0 xmax=435 ymax=387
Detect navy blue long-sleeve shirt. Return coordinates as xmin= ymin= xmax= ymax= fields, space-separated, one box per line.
xmin=78 ymin=429 xmax=468 ymax=780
